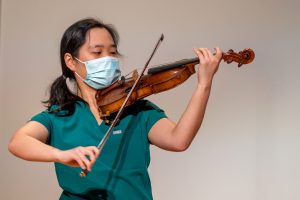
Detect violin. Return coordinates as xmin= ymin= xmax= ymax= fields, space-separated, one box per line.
xmin=96 ymin=48 xmax=255 ymax=121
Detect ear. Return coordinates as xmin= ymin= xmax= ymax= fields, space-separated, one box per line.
xmin=64 ymin=53 xmax=77 ymax=71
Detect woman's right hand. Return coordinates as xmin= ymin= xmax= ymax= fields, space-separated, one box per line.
xmin=9 ymin=121 xmax=100 ymax=172
xmin=55 ymin=146 xmax=100 ymax=171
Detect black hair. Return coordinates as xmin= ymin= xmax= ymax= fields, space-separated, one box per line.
xmin=43 ymin=18 xmax=120 ymax=115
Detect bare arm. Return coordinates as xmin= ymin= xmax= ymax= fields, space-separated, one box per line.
xmin=8 ymin=121 xmax=99 ymax=171
xmin=148 ymin=47 xmax=222 ymax=151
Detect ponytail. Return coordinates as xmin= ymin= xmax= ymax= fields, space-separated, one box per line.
xmin=43 ymin=75 xmax=82 ymax=115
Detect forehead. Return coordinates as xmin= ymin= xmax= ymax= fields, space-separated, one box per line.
xmin=85 ymin=27 xmax=115 ymax=47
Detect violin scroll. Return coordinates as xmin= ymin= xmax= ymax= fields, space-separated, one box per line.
xmin=222 ymin=48 xmax=255 ymax=67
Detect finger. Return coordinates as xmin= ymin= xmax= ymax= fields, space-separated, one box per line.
xmin=193 ymin=48 xmax=205 ymax=62
xmin=78 ymin=149 xmax=92 ymax=171
xmin=201 ymin=48 xmax=210 ymax=59
xmin=199 ymin=48 xmax=209 ymax=59
xmin=85 ymin=147 xmax=99 ymax=165
xmin=205 ymin=48 xmax=214 ymax=59
xmin=92 ymin=147 xmax=100 ymax=158
xmin=85 ymin=148 xmax=96 ymax=163
xmin=73 ymin=155 xmax=86 ymax=170
xmin=87 ymin=146 xmax=100 ymax=157
xmin=214 ymin=47 xmax=223 ymax=60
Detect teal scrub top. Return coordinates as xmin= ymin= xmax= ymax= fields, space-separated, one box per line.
xmin=31 ymin=100 xmax=167 ymax=200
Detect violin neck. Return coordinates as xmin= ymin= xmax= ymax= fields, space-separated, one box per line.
xmin=147 ymin=48 xmax=255 ymax=74
xmin=148 ymin=57 xmax=199 ymax=74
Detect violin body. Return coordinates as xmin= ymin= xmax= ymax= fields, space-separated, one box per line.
xmin=96 ymin=48 xmax=255 ymax=120
xmin=96 ymin=63 xmax=196 ymax=118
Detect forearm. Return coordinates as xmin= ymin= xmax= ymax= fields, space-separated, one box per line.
xmin=149 ymin=47 xmax=221 ymax=151
xmin=9 ymin=122 xmax=100 ymax=170
xmin=8 ymin=133 xmax=60 ymax=162
xmin=171 ymin=83 xmax=212 ymax=149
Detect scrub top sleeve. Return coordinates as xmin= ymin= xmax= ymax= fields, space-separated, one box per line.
xmin=31 ymin=111 xmax=52 ymax=133
xmin=144 ymin=101 xmax=167 ymax=135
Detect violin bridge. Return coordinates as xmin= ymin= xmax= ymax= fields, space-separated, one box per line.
xmin=132 ymin=69 xmax=139 ymax=81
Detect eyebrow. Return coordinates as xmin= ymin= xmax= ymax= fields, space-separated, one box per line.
xmin=88 ymin=44 xmax=117 ymax=49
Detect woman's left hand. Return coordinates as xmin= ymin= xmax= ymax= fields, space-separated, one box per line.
xmin=193 ymin=47 xmax=222 ymax=88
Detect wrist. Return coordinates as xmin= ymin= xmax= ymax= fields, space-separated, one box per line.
xmin=197 ymin=82 xmax=213 ymax=91
xmin=51 ymin=148 xmax=62 ymax=163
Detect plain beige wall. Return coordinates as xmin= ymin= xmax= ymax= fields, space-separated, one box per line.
xmin=1 ymin=0 xmax=300 ymax=199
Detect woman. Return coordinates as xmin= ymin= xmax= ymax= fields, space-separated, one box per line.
xmin=8 ymin=18 xmax=222 ymax=200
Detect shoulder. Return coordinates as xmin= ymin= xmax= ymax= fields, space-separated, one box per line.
xmin=133 ymin=100 xmax=164 ymax=112
xmin=46 ymin=100 xmax=87 ymax=116
xmin=121 ymin=100 xmax=164 ymax=118
xmin=131 ymin=100 xmax=167 ymax=121
xmin=31 ymin=101 xmax=86 ymax=123
xmin=117 ymin=100 xmax=165 ymax=121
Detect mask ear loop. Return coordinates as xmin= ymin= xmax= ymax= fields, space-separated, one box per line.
xmin=74 ymin=72 xmax=85 ymax=82
xmin=74 ymin=57 xmax=85 ymax=64
xmin=72 ymin=56 xmax=86 ymax=82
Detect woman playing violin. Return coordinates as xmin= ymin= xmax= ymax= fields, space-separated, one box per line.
xmin=8 ymin=18 xmax=222 ymax=200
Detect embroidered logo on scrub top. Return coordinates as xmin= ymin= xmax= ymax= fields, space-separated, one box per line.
xmin=113 ymin=130 xmax=122 ymax=135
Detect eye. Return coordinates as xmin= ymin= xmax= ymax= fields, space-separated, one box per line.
xmin=94 ymin=51 xmax=102 ymax=55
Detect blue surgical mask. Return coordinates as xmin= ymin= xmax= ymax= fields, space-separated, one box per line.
xmin=75 ymin=56 xmax=121 ymax=90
